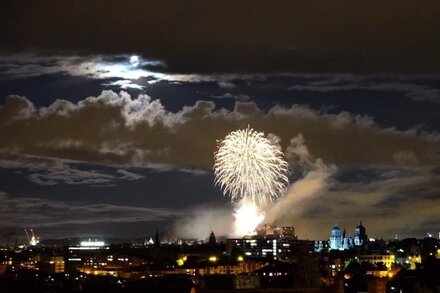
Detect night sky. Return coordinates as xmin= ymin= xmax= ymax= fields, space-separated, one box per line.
xmin=0 ymin=1 xmax=439 ymax=241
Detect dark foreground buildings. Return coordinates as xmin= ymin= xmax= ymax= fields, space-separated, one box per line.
xmin=0 ymin=225 xmax=439 ymax=292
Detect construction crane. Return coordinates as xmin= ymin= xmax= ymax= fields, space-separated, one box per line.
xmin=24 ymin=228 xmax=39 ymax=246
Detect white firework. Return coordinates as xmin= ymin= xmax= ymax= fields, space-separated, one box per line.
xmin=214 ymin=126 xmax=289 ymax=206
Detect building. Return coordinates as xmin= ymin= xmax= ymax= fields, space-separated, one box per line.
xmin=227 ymin=237 xmax=280 ymax=258
xmin=66 ymin=239 xmax=109 ymax=272
xmin=208 ymin=231 xmax=216 ymax=245
xmin=41 ymin=256 xmax=65 ymax=274
xmin=357 ymin=254 xmax=395 ymax=271
xmin=255 ymin=225 xmax=296 ymax=239
xmin=356 ymin=254 xmax=395 ymax=277
xmin=329 ymin=224 xmax=343 ymax=250
xmin=226 ymin=236 xmax=313 ymax=259
xmin=329 ymin=221 xmax=367 ymax=251
xmin=314 ymin=240 xmax=329 ymax=252
xmin=225 ymin=225 xmax=302 ymax=259
xmin=197 ymin=259 xmax=265 ymax=275
xmin=79 ymin=254 xmax=147 ymax=277
xmin=354 ymin=221 xmax=367 ymax=246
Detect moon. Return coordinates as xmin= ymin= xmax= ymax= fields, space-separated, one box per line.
xmin=129 ymin=55 xmax=140 ymax=67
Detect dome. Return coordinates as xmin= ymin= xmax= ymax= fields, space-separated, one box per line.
xmin=331 ymin=224 xmax=341 ymax=237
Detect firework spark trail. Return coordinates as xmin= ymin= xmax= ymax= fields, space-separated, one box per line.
xmin=214 ymin=126 xmax=289 ymax=207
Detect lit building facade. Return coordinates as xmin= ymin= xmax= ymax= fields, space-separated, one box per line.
xmin=357 ymin=254 xmax=395 ymax=270
xmin=227 ymin=237 xmax=281 ymax=258
xmin=66 ymin=240 xmax=109 ymax=272
xmin=226 ymin=237 xmax=313 ymax=259
xmin=255 ymin=225 xmax=296 ymax=239
xmin=197 ymin=260 xmax=265 ymax=275
xmin=356 ymin=254 xmax=396 ymax=277
xmin=41 ymin=256 xmax=65 ymax=273
xmin=314 ymin=240 xmax=329 ymax=253
xmin=225 ymin=225 xmax=303 ymax=259
xmin=329 ymin=222 xmax=367 ymax=251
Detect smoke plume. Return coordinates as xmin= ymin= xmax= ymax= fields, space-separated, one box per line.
xmin=265 ymin=133 xmax=337 ymax=225
xmin=173 ymin=133 xmax=336 ymax=240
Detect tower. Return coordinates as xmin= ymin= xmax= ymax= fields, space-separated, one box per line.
xmin=329 ymin=224 xmax=342 ymax=250
xmin=208 ymin=231 xmax=216 ymax=245
xmin=154 ymin=229 xmax=160 ymax=248
xmin=354 ymin=221 xmax=367 ymax=246
xmin=342 ymin=228 xmax=353 ymax=250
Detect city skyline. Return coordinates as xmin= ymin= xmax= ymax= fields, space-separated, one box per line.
xmin=1 ymin=1 xmax=440 ymax=242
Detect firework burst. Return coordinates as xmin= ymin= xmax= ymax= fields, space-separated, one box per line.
xmin=214 ymin=126 xmax=289 ymax=206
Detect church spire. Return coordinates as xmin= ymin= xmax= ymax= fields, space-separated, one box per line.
xmin=209 ymin=230 xmax=217 ymax=245
xmin=155 ymin=229 xmax=160 ymax=248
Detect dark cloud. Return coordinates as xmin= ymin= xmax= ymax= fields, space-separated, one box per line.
xmin=288 ymin=75 xmax=440 ymax=104
xmin=212 ymin=93 xmax=250 ymax=101
xmin=0 ymin=191 xmax=185 ymax=238
xmin=1 ymin=90 xmax=439 ymax=170
xmin=27 ymin=164 xmax=146 ymax=186
xmin=1 ymin=1 xmax=439 ymax=74
xmin=103 ymin=79 xmax=145 ymax=90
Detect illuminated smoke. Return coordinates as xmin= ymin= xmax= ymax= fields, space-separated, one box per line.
xmin=233 ymin=199 xmax=265 ymax=236
xmin=265 ymin=133 xmax=337 ymax=231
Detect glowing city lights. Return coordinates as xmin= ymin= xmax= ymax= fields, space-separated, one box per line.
xmin=80 ymin=240 xmax=105 ymax=247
